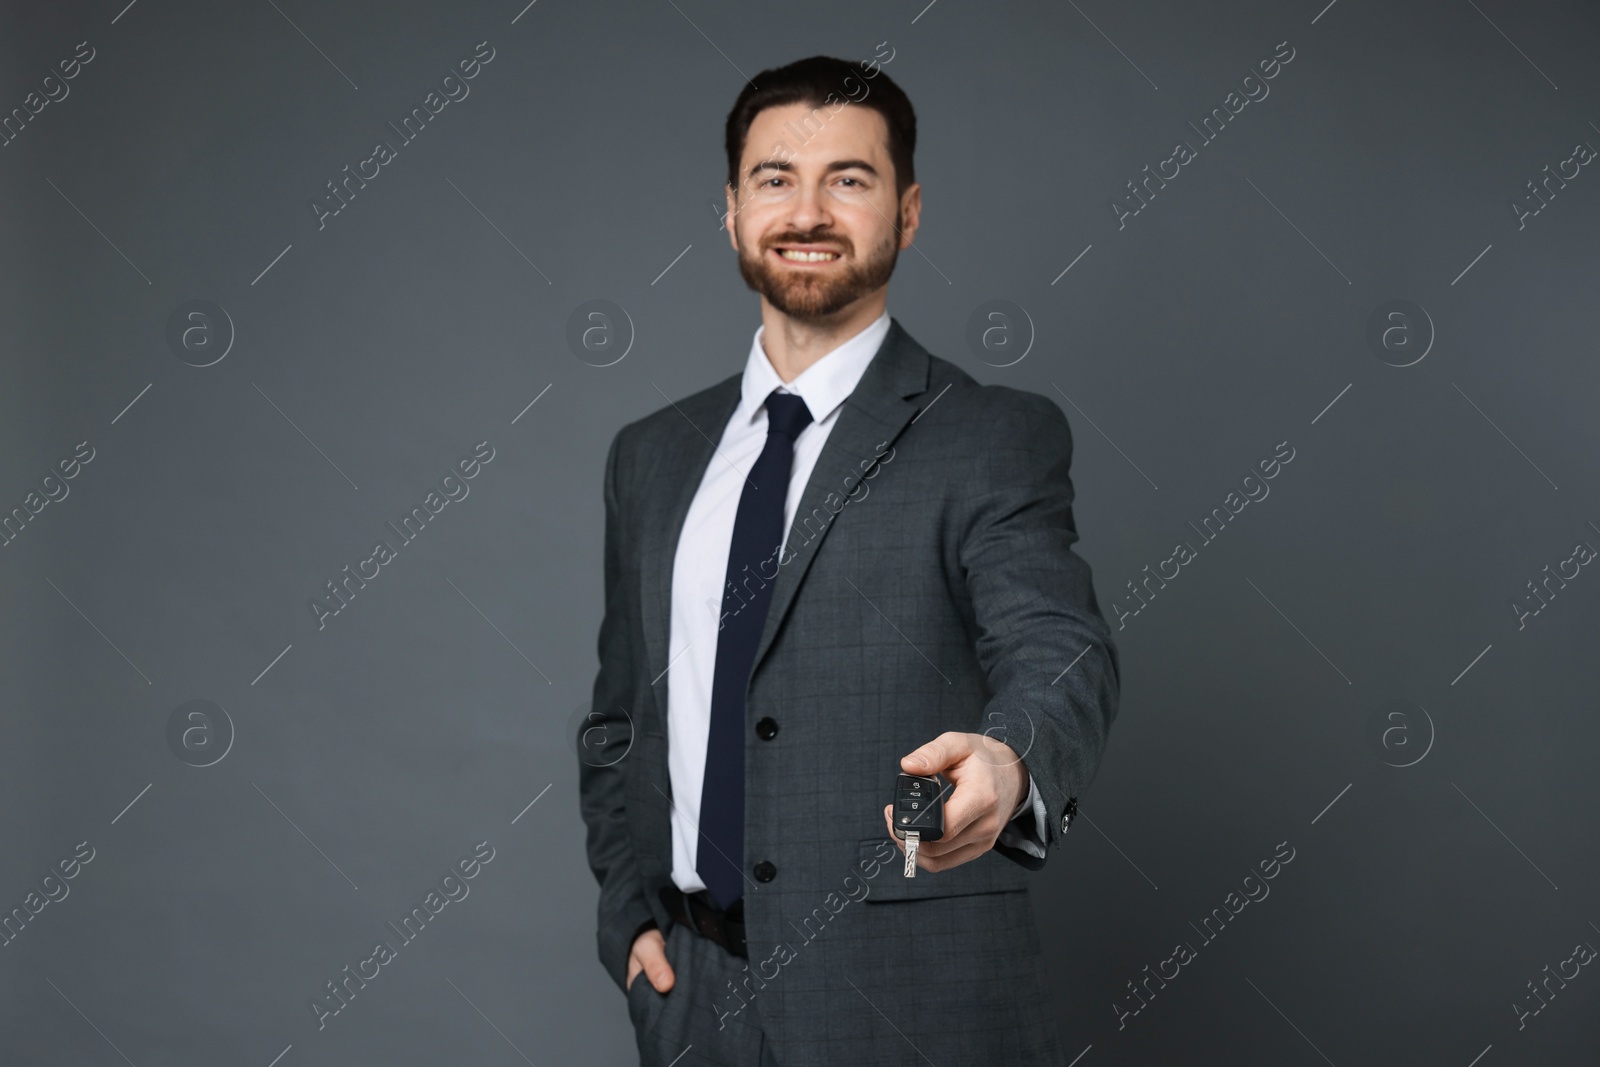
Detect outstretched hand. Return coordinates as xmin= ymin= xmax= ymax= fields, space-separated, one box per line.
xmin=882 ymin=731 xmax=1030 ymax=874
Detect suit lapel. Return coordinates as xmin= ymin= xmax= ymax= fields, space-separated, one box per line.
xmin=750 ymin=318 xmax=931 ymax=679
xmin=638 ymin=318 xmax=935 ymax=727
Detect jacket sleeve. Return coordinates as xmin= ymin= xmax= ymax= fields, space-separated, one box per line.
xmin=958 ymin=390 xmax=1121 ymax=870
xmin=578 ymin=428 xmax=657 ymax=990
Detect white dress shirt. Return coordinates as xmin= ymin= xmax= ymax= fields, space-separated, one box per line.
xmin=666 ymin=310 xmax=1048 ymax=894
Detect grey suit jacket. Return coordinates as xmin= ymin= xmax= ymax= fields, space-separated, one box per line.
xmin=579 ymin=318 xmax=1121 ymax=1063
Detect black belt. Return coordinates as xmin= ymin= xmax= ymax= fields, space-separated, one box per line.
xmin=660 ymin=884 xmax=747 ymax=958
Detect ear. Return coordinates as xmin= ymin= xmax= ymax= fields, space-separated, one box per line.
xmin=724 ymin=183 xmax=740 ymax=251
xmin=897 ymin=182 xmax=922 ymax=248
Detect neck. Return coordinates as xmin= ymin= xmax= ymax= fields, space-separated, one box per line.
xmin=758 ymin=290 xmax=887 ymax=383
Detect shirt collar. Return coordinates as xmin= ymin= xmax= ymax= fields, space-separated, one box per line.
xmin=737 ymin=310 xmax=892 ymax=429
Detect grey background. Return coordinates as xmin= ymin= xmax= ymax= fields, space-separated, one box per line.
xmin=2 ymin=0 xmax=1597 ymax=1063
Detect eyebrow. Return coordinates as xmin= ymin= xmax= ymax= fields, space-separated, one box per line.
xmin=746 ymin=158 xmax=881 ymax=181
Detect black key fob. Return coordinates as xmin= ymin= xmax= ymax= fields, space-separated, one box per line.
xmin=891 ymin=772 xmax=945 ymax=842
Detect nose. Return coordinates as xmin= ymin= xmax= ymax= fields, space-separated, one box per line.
xmin=784 ymin=180 xmax=834 ymax=234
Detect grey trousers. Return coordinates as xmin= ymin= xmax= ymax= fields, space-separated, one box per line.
xmin=627 ymin=919 xmax=781 ymax=1066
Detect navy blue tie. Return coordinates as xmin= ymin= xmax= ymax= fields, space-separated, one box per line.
xmin=697 ymin=390 xmax=814 ymax=909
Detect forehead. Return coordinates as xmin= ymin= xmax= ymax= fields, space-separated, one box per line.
xmin=741 ymin=100 xmax=891 ymax=167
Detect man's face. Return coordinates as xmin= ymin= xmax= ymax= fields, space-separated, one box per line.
xmin=726 ymin=101 xmax=920 ymax=321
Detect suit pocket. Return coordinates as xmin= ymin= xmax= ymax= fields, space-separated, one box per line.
xmin=856 ymin=837 xmax=1030 ymax=902
xmin=626 ymin=964 xmax=665 ymax=1026
xmin=625 ymin=969 xmax=648 ymax=1024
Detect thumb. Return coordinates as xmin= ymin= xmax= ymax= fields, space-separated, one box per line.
xmin=642 ymin=946 xmax=675 ymax=993
xmin=902 ymin=731 xmax=971 ymax=774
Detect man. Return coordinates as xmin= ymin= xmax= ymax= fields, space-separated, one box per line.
xmin=578 ymin=54 xmax=1120 ymax=1066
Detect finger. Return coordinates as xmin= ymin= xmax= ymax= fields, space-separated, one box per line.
xmin=915 ymin=795 xmax=994 ymax=855
xmin=626 ymin=957 xmax=641 ymax=991
xmin=931 ymin=772 xmax=1004 ymax=843
xmin=901 ymin=731 xmax=973 ymax=776
xmin=634 ymin=932 xmax=675 ymax=993
xmin=886 ymin=797 xmax=983 ymax=871
xmin=915 ymin=837 xmax=990 ymax=873
xmin=883 ymin=804 xmax=902 ymax=850
xmin=916 ymin=815 xmax=997 ymax=859
xmin=903 ymin=821 xmax=988 ymax=870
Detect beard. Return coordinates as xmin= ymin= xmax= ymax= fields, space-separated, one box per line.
xmin=735 ymin=223 xmax=900 ymax=321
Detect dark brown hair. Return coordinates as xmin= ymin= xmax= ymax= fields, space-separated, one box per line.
xmin=724 ymin=54 xmax=917 ymax=201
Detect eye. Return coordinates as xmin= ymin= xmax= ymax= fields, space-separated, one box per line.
xmin=837 ymin=177 xmax=861 ymax=187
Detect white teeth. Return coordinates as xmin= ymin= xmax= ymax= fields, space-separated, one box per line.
xmin=778 ymin=249 xmax=839 ymax=262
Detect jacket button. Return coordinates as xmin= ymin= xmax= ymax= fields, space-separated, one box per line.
xmin=755 ymin=717 xmax=779 ymax=740
xmin=753 ymin=860 xmax=777 ymax=882
xmin=1061 ymin=796 xmax=1079 ymax=834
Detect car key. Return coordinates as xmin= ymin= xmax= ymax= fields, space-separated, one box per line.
xmin=891 ymin=772 xmax=946 ymax=877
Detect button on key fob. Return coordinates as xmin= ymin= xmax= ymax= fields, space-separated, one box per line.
xmin=892 ymin=772 xmax=945 ymax=877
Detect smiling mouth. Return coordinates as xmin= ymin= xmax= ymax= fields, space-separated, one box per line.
xmin=772 ymin=248 xmax=842 ymax=263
